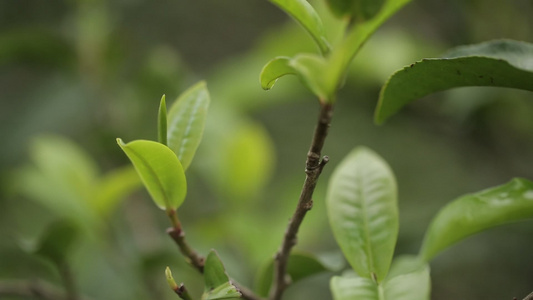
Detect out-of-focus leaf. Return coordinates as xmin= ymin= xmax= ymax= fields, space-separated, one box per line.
xmin=202 ymin=250 xmax=241 ymax=300
xmin=216 ymin=121 xmax=274 ymax=202
xmin=158 ymin=95 xmax=168 ymax=145
xmin=35 ymin=220 xmax=79 ymax=264
xmin=268 ymin=0 xmax=330 ymax=54
xmin=117 ymin=139 xmax=186 ymax=210
xmin=325 ymin=0 xmax=412 ymax=92
xmin=420 ymin=178 xmax=533 ymax=261
xmin=167 ymin=81 xmax=210 ymax=170
xmin=255 ymin=252 xmax=329 ymax=297
xmin=327 ymin=147 xmax=398 ymax=282
xmin=260 ymin=54 xmax=333 ymax=101
xmin=375 ymin=40 xmax=533 ymax=124
xmin=93 ymin=166 xmax=141 ymax=216
xmin=330 ymin=256 xmax=430 ymax=300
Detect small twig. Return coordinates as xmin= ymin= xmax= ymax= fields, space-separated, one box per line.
xmin=270 ymin=102 xmax=334 ymax=300
xmin=166 ymin=213 xmax=263 ymax=300
xmin=0 ymin=279 xmax=91 ymax=300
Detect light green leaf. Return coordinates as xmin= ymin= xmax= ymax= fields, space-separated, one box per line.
xmin=158 ymin=95 xmax=168 ymax=145
xmin=93 ymin=166 xmax=141 ymax=216
xmin=375 ymin=40 xmax=533 ymax=124
xmin=203 ymin=250 xmax=241 ymax=300
xmin=384 ymin=256 xmax=430 ymax=300
xmin=330 ymin=256 xmax=430 ymax=300
xmin=325 ymin=0 xmax=412 ymax=92
xmin=260 ymin=57 xmax=296 ymax=90
xmin=420 ymin=178 xmax=533 ymax=261
xmin=35 ymin=220 xmax=79 ymax=264
xmin=268 ymin=0 xmax=330 ymax=55
xmin=260 ymin=54 xmax=333 ymax=101
xmin=255 ymin=252 xmax=329 ymax=297
xmin=167 ymin=81 xmax=210 ymax=170
xmin=117 ymin=139 xmax=187 ymax=210
xmin=330 ymin=274 xmax=379 ymax=300
xmin=327 ymin=147 xmax=398 ymax=282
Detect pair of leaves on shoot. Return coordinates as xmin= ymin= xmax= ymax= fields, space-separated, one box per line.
xmin=262 ymin=0 xmax=412 ymax=102
xmin=167 ymin=250 xmax=241 ymax=300
xmin=117 ymin=81 xmax=210 ymax=211
xmin=326 ymin=147 xmax=533 ymax=300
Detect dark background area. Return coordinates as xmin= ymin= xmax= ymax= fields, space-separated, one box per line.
xmin=1 ymin=0 xmax=532 ymax=299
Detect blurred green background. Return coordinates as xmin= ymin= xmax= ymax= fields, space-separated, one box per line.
xmin=1 ymin=0 xmax=532 ymax=299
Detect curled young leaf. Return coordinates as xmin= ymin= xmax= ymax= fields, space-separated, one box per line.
xmin=117 ymin=139 xmax=187 ymax=210
xmin=203 ymin=250 xmax=241 ymax=300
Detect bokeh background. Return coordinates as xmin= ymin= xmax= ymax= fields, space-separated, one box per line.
xmin=1 ymin=0 xmax=533 ymax=299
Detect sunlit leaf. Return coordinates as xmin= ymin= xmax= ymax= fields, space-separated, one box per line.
xmin=420 ymin=178 xmax=533 ymax=261
xmin=167 ymin=81 xmax=210 ymax=170
xmin=203 ymin=250 xmax=241 ymax=300
xmin=35 ymin=220 xmax=79 ymax=264
xmin=268 ymin=0 xmax=330 ymax=54
xmin=260 ymin=57 xmax=295 ymax=90
xmin=255 ymin=252 xmax=329 ymax=297
xmin=158 ymin=94 xmax=168 ymax=145
xmin=327 ymin=147 xmax=398 ymax=282
xmin=375 ymin=40 xmax=533 ymax=124
xmin=325 ymin=0 xmax=412 ymax=93
xmin=330 ymin=273 xmax=379 ymax=300
xmin=117 ymin=139 xmax=186 ymax=210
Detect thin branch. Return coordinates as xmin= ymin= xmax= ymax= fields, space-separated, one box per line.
xmin=167 ymin=217 xmax=264 ymax=300
xmin=0 ymin=280 xmax=91 ymax=300
xmin=270 ymin=102 xmax=334 ymax=300
xmin=523 ymin=291 xmax=533 ymax=300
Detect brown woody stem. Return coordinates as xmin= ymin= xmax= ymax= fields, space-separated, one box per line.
xmin=270 ymin=102 xmax=334 ymax=300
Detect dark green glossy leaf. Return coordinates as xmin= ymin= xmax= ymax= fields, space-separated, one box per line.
xmin=35 ymin=220 xmax=79 ymax=264
xmin=167 ymin=81 xmax=210 ymax=170
xmin=255 ymin=252 xmax=329 ymax=297
xmin=117 ymin=139 xmax=187 ymax=210
xmin=203 ymin=250 xmax=241 ymax=300
xmin=375 ymin=40 xmax=533 ymax=124
xmin=420 ymin=178 xmax=533 ymax=261
xmin=325 ymin=0 xmax=412 ymax=93
xmin=268 ymin=0 xmax=330 ymax=54
xmin=158 ymin=95 xmax=168 ymax=145
xmin=327 ymin=147 xmax=398 ymax=282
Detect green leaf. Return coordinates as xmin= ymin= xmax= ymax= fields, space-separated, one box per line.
xmin=330 ymin=256 xmax=430 ymax=300
xmin=325 ymin=0 xmax=412 ymax=92
xmin=384 ymin=256 xmax=430 ymax=300
xmin=330 ymin=274 xmax=379 ymax=300
xmin=117 ymin=139 xmax=187 ymax=210
xmin=268 ymin=0 xmax=330 ymax=55
xmin=260 ymin=54 xmax=333 ymax=101
xmin=167 ymin=81 xmax=210 ymax=170
xmin=203 ymin=250 xmax=241 ymax=300
xmin=420 ymin=178 xmax=533 ymax=261
xmin=158 ymin=95 xmax=168 ymax=145
xmin=375 ymin=40 xmax=533 ymax=124
xmin=93 ymin=166 xmax=141 ymax=216
xmin=255 ymin=252 xmax=329 ymax=297
xmin=326 ymin=147 xmax=398 ymax=282
xmin=35 ymin=220 xmax=79 ymax=264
